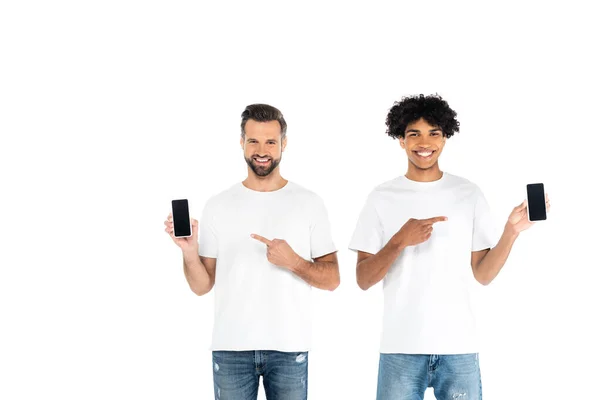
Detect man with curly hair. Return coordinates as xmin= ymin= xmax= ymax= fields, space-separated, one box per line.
xmin=349 ymin=94 xmax=550 ymax=399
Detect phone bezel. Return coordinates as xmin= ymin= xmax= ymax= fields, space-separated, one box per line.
xmin=171 ymin=199 xmax=192 ymax=238
xmin=526 ymin=183 xmax=546 ymax=222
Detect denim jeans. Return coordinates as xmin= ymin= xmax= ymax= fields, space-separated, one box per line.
xmin=212 ymin=350 xmax=308 ymax=400
xmin=377 ymin=353 xmax=482 ymax=400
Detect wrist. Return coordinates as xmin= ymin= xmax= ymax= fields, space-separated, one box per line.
xmin=289 ymin=256 xmax=306 ymax=272
xmin=183 ymin=247 xmax=200 ymax=260
xmin=390 ymin=233 xmax=406 ymax=250
xmin=504 ymin=223 xmax=520 ymax=239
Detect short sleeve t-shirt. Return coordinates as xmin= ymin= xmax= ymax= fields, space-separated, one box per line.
xmin=349 ymin=172 xmax=498 ymax=354
xmin=198 ymin=181 xmax=337 ymax=352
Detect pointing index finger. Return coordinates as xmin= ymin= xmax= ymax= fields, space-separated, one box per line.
xmin=251 ymin=234 xmax=272 ymax=246
xmin=424 ymin=216 xmax=448 ymax=224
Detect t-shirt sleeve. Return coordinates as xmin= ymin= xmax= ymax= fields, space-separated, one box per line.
xmin=348 ymin=193 xmax=384 ymax=255
xmin=198 ymin=199 xmax=218 ymax=258
xmin=472 ymin=187 xmax=498 ymax=251
xmin=309 ymin=196 xmax=337 ymax=259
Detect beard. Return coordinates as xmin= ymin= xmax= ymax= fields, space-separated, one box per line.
xmin=245 ymin=155 xmax=282 ymax=177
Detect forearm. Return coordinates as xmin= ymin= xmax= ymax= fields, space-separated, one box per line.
xmin=356 ymin=239 xmax=405 ymax=291
xmin=290 ymin=259 xmax=340 ymax=291
xmin=182 ymin=249 xmax=212 ymax=295
xmin=474 ymin=224 xmax=519 ymax=285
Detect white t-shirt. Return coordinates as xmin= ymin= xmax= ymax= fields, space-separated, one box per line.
xmin=198 ymin=181 xmax=337 ymax=352
xmin=349 ymin=172 xmax=498 ymax=354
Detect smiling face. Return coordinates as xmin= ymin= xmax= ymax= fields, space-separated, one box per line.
xmin=241 ymin=119 xmax=286 ymax=177
xmin=399 ymin=117 xmax=446 ymax=171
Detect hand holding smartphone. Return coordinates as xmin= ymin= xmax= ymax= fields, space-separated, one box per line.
xmin=526 ymin=183 xmax=547 ymax=221
xmin=171 ymin=199 xmax=192 ymax=237
xmin=165 ymin=199 xmax=199 ymax=252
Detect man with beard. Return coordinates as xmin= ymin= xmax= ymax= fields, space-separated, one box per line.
xmin=164 ymin=103 xmax=339 ymax=400
xmin=349 ymin=94 xmax=550 ymax=399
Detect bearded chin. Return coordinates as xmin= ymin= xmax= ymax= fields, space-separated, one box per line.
xmin=245 ymin=157 xmax=281 ymax=177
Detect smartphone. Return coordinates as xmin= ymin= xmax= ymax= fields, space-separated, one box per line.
xmin=526 ymin=183 xmax=547 ymax=221
xmin=171 ymin=199 xmax=192 ymax=237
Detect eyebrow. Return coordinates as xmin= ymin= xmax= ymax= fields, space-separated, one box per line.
xmin=246 ymin=138 xmax=278 ymax=142
xmin=405 ymin=128 xmax=442 ymax=134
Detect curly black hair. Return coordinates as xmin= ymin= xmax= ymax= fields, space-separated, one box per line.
xmin=385 ymin=94 xmax=460 ymax=139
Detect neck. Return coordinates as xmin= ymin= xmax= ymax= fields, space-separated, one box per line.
xmin=243 ymin=168 xmax=287 ymax=192
xmin=405 ymin=163 xmax=443 ymax=182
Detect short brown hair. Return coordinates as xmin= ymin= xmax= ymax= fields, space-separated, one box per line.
xmin=240 ymin=104 xmax=287 ymax=138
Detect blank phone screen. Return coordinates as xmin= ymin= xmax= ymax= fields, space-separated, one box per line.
xmin=526 ymin=183 xmax=546 ymax=221
xmin=172 ymin=199 xmax=191 ymax=237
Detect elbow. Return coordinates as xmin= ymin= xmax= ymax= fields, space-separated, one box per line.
xmin=356 ymin=277 xmax=371 ymax=291
xmin=192 ymin=289 xmax=208 ymax=296
xmin=356 ymin=267 xmax=371 ymax=291
xmin=328 ymin=275 xmax=341 ymax=291
xmin=323 ymin=265 xmax=341 ymax=291
xmin=322 ymin=270 xmax=340 ymax=291
xmin=477 ymin=278 xmax=492 ymax=286
xmin=472 ymin=264 xmax=493 ymax=286
xmin=190 ymin=281 xmax=214 ymax=296
xmin=474 ymin=272 xmax=493 ymax=286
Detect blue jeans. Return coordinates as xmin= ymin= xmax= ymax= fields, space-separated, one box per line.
xmin=212 ymin=350 xmax=308 ymax=400
xmin=377 ymin=353 xmax=482 ymax=400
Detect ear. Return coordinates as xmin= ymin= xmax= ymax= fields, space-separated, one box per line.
xmin=399 ymin=137 xmax=406 ymax=149
xmin=282 ymin=136 xmax=287 ymax=152
xmin=240 ymin=136 xmax=244 ymax=150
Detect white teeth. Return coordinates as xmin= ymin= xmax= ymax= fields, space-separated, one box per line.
xmin=417 ymin=152 xmax=432 ymax=157
xmin=256 ymin=158 xmax=269 ymax=162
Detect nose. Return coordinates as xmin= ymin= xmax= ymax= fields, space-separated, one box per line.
xmin=417 ymin=137 xmax=434 ymax=148
xmin=257 ymin=143 xmax=268 ymax=155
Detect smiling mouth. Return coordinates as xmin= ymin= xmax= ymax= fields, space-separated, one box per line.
xmin=414 ymin=150 xmax=435 ymax=159
xmin=253 ymin=157 xmax=271 ymax=165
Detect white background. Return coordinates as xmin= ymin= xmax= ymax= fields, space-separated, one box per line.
xmin=1 ymin=1 xmax=598 ymax=399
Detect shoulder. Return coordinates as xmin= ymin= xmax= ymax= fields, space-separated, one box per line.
xmin=285 ymin=181 xmax=325 ymax=205
xmin=444 ymin=172 xmax=480 ymax=190
xmin=365 ymin=176 xmax=405 ymax=203
xmin=203 ymin=183 xmax=241 ymax=212
xmin=443 ymin=172 xmax=485 ymax=197
xmin=444 ymin=172 xmax=475 ymax=187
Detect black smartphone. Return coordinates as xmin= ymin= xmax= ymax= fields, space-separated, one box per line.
xmin=526 ymin=183 xmax=547 ymax=221
xmin=171 ymin=199 xmax=192 ymax=237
